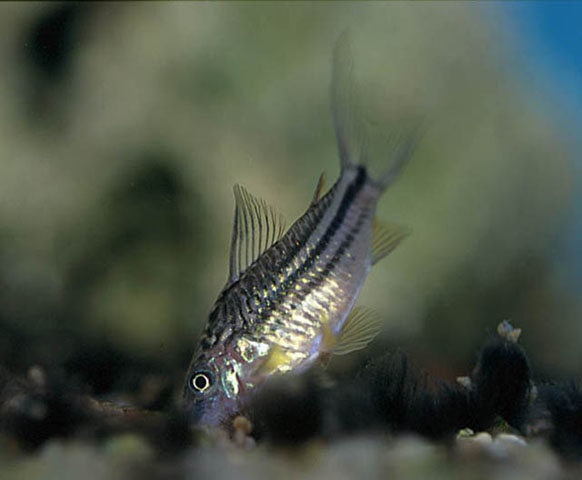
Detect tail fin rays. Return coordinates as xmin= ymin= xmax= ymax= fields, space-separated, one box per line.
xmin=332 ymin=30 xmax=365 ymax=171
xmin=376 ymin=123 xmax=425 ymax=190
xmin=331 ymin=31 xmax=423 ymax=191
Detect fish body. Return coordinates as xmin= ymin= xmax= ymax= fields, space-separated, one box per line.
xmin=183 ymin=37 xmax=418 ymax=429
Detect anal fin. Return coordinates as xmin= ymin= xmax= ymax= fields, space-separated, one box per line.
xmin=321 ymin=306 xmax=382 ymax=356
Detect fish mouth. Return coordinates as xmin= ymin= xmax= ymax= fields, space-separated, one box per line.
xmin=182 ymin=392 xmax=241 ymax=431
xmin=190 ymin=408 xmax=240 ymax=433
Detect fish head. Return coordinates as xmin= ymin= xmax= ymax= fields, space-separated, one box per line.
xmin=182 ymin=352 xmax=244 ymax=429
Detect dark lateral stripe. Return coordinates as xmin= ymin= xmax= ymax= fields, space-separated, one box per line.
xmin=311 ymin=165 xmax=367 ymax=260
xmin=269 ymin=177 xmax=341 ymax=278
xmin=222 ymin=167 xmax=369 ymax=333
xmin=291 ymin=189 xmax=368 ymax=302
xmin=289 ymin=166 xmax=366 ymax=278
xmin=318 ymin=203 xmax=367 ymax=280
xmin=267 ymin=166 xmax=368 ymax=306
xmin=267 ymin=186 xmax=369 ymax=339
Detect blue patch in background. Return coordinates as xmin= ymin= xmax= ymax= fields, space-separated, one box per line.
xmin=503 ymin=2 xmax=582 ymax=284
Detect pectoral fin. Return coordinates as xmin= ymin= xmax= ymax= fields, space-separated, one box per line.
xmin=321 ymin=306 xmax=382 ymax=356
xmin=256 ymin=345 xmax=294 ymax=377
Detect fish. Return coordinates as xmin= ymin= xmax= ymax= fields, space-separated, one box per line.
xmin=182 ymin=34 xmax=420 ymax=429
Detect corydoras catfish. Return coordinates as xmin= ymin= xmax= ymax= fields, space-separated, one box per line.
xmin=183 ymin=36 xmax=419 ymax=430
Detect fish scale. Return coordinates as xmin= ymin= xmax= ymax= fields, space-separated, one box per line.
xmin=182 ymin=35 xmax=418 ymax=429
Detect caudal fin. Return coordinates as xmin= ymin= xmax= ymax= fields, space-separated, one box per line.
xmin=331 ymin=31 xmax=423 ymax=191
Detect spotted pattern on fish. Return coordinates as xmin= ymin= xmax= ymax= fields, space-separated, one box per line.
xmin=182 ymin=33 xmax=418 ymax=429
xmin=196 ymin=166 xmax=370 ymax=358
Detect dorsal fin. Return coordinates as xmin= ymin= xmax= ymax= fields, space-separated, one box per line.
xmin=228 ymin=185 xmax=286 ymax=284
xmin=311 ymin=172 xmax=327 ymax=205
xmin=371 ymin=218 xmax=410 ymax=265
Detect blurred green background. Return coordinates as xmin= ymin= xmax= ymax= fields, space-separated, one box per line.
xmin=0 ymin=2 xmax=579 ymax=392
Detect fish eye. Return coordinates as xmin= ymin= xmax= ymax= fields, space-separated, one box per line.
xmin=190 ymin=371 xmax=213 ymax=393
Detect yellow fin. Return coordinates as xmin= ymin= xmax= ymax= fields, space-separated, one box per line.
xmin=320 ymin=311 xmax=334 ymax=351
xmin=256 ymin=345 xmax=293 ymax=376
xmin=322 ymin=306 xmax=382 ymax=356
xmin=311 ymin=172 xmax=327 ymax=205
xmin=371 ymin=218 xmax=410 ymax=265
